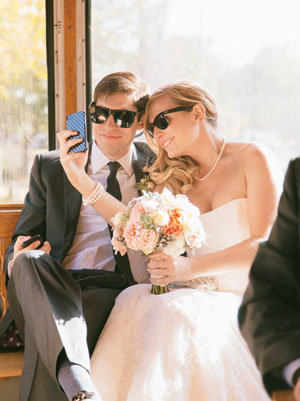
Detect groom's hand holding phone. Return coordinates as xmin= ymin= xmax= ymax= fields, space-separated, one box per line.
xmin=66 ymin=111 xmax=87 ymax=154
xmin=57 ymin=111 xmax=89 ymax=192
xmin=8 ymin=235 xmax=52 ymax=276
xmin=21 ymin=234 xmax=44 ymax=249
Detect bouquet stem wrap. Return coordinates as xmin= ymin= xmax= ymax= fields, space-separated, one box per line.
xmin=150 ymin=283 xmax=169 ymax=294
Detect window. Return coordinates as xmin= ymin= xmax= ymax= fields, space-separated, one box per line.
xmin=0 ymin=0 xmax=48 ymax=203
xmin=91 ymin=0 xmax=300 ymax=170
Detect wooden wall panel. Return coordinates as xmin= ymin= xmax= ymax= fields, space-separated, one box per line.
xmin=0 ymin=209 xmax=21 ymax=317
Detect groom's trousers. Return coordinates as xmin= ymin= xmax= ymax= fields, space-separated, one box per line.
xmin=8 ymin=250 xmax=128 ymax=401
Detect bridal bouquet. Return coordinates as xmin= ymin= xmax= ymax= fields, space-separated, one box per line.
xmin=111 ymin=188 xmax=206 ymax=294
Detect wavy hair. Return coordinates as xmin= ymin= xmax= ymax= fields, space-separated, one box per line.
xmin=144 ymin=81 xmax=218 ymax=194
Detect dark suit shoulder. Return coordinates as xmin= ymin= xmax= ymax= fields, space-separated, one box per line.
xmin=286 ymin=157 xmax=300 ymax=182
xmin=31 ymin=149 xmax=63 ymax=182
xmin=133 ymin=141 xmax=156 ymax=168
xmin=289 ymin=156 xmax=300 ymax=165
xmin=282 ymin=158 xmax=300 ymax=207
xmin=35 ymin=149 xmax=61 ymax=168
xmin=134 ymin=141 xmax=155 ymax=157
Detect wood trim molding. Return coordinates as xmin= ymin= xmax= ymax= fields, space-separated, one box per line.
xmin=64 ymin=0 xmax=77 ymax=117
xmin=53 ymin=0 xmax=86 ymax=140
xmin=0 ymin=204 xmax=23 ymax=211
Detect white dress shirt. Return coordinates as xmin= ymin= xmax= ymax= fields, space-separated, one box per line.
xmin=62 ymin=141 xmax=148 ymax=283
xmin=283 ymin=358 xmax=300 ymax=387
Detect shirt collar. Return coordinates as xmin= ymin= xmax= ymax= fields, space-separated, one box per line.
xmin=90 ymin=140 xmax=135 ymax=176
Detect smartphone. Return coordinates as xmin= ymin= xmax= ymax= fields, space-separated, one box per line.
xmin=66 ymin=111 xmax=87 ymax=153
xmin=21 ymin=234 xmax=44 ymax=249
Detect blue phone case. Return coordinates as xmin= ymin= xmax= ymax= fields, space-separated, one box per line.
xmin=66 ymin=111 xmax=87 ymax=153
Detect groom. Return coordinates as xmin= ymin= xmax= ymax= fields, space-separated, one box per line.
xmin=239 ymin=157 xmax=300 ymax=400
xmin=2 ymin=71 xmax=155 ymax=401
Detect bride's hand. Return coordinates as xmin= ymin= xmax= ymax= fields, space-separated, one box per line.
xmin=147 ymin=252 xmax=191 ymax=284
xmin=57 ymin=130 xmax=88 ymax=187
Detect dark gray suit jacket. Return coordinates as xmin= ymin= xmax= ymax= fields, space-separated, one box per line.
xmin=4 ymin=141 xmax=154 ymax=282
xmin=239 ymin=158 xmax=300 ymax=394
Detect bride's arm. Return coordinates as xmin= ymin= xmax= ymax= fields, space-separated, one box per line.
xmin=148 ymin=144 xmax=284 ymax=284
xmin=58 ymin=131 xmax=127 ymax=223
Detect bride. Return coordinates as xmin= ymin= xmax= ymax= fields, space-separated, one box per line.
xmin=59 ymin=80 xmax=283 ymax=400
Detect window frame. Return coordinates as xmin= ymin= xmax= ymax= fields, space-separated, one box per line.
xmin=46 ymin=0 xmax=92 ymax=151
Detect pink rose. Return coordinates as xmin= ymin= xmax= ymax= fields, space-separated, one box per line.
xmin=137 ymin=229 xmax=158 ymax=255
xmin=130 ymin=200 xmax=157 ymax=224
xmin=130 ymin=203 xmax=145 ymax=223
xmin=124 ymin=222 xmax=143 ymax=251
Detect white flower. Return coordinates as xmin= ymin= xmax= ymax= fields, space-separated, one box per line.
xmin=153 ymin=210 xmax=169 ymax=226
xmin=160 ymin=187 xmax=177 ymax=206
xmin=181 ymin=218 xmax=195 ymax=234
xmin=111 ymin=211 xmax=124 ymax=226
xmin=162 ymin=235 xmax=186 ymax=257
xmin=185 ymin=224 xmax=206 ymax=248
xmin=181 ymin=202 xmax=200 ymax=219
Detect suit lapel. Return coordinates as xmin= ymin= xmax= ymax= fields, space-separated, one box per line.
xmin=62 ymin=173 xmax=82 ymax=260
xmin=133 ymin=143 xmax=152 ymax=196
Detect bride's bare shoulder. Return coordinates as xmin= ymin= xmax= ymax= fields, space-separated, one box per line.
xmin=228 ymin=141 xmax=283 ymax=189
xmin=226 ymin=141 xmax=279 ymax=166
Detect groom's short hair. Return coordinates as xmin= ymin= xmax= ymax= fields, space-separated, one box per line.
xmin=93 ymin=71 xmax=149 ymax=120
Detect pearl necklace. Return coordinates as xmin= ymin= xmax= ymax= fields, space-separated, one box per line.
xmin=196 ymin=139 xmax=226 ymax=182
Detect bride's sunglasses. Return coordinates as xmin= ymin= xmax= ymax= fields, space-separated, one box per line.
xmin=146 ymin=106 xmax=193 ymax=137
xmin=89 ymin=101 xmax=137 ymax=128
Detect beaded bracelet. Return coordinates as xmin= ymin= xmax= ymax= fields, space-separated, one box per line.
xmin=82 ymin=182 xmax=104 ymax=206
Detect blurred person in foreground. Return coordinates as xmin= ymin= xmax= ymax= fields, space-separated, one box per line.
xmin=239 ymin=157 xmax=300 ymax=401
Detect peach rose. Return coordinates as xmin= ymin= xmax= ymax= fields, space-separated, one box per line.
xmin=124 ymin=222 xmax=143 ymax=251
xmin=137 ymin=229 xmax=158 ymax=255
xmin=129 ymin=200 xmax=157 ymax=224
xmin=130 ymin=203 xmax=145 ymax=223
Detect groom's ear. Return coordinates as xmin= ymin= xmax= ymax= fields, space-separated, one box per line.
xmin=192 ymin=103 xmax=205 ymax=123
xmin=137 ymin=115 xmax=144 ymax=130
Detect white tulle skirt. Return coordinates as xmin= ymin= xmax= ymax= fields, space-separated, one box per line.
xmin=91 ymin=284 xmax=269 ymax=401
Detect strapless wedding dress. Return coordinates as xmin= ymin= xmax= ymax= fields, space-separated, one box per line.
xmin=91 ymin=198 xmax=269 ymax=401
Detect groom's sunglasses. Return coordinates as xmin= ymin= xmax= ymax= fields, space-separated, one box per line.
xmin=89 ymin=102 xmax=137 ymax=128
xmin=146 ymin=106 xmax=193 ymax=137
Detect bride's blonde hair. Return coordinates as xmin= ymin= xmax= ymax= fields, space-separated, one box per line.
xmin=144 ymin=81 xmax=218 ymax=194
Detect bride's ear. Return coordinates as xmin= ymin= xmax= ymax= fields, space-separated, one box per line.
xmin=192 ymin=103 xmax=206 ymax=123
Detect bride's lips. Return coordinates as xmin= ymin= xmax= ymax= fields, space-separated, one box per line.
xmin=161 ymin=137 xmax=174 ymax=149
